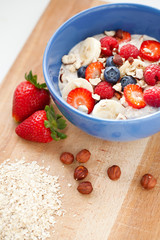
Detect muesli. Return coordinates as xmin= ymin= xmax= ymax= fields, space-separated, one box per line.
xmin=59 ymin=29 xmax=160 ymax=120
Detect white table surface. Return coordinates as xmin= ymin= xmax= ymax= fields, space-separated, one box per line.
xmin=0 ymin=0 xmax=160 ymax=84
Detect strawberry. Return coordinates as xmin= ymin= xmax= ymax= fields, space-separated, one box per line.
xmin=115 ymin=30 xmax=131 ymax=43
xmin=85 ymin=62 xmax=104 ymax=81
xmin=12 ymin=71 xmax=50 ymax=122
xmin=67 ymin=88 xmax=95 ymax=113
xmin=124 ymin=84 xmax=146 ymax=109
xmin=100 ymin=36 xmax=119 ymax=56
xmin=15 ymin=105 xmax=67 ymax=142
xmin=143 ymin=87 xmax=160 ymax=107
xmin=139 ymin=40 xmax=160 ymax=61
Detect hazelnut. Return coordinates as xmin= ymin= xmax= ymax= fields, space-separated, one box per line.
xmin=74 ymin=166 xmax=88 ymax=180
xmin=60 ymin=152 xmax=74 ymax=165
xmin=77 ymin=181 xmax=93 ymax=194
xmin=76 ymin=149 xmax=91 ymax=163
xmin=140 ymin=174 xmax=157 ymax=190
xmin=107 ymin=165 xmax=121 ymax=180
xmin=113 ymin=54 xmax=123 ymax=66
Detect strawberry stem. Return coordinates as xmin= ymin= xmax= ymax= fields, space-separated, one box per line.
xmin=44 ymin=105 xmax=67 ymax=141
xmin=25 ymin=70 xmax=48 ymax=89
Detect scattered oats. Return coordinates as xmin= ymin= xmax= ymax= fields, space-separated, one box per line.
xmin=98 ymin=57 xmax=106 ymax=63
xmin=89 ymin=78 xmax=101 ymax=86
xmin=42 ymin=160 xmax=45 ymax=163
xmin=45 ymin=166 xmax=50 ymax=171
xmin=112 ymin=83 xmax=122 ymax=92
xmin=92 ymin=93 xmax=100 ymax=101
xmin=73 ymin=214 xmax=77 ymax=217
xmin=62 ymin=54 xmax=76 ymax=65
xmin=135 ymin=68 xmax=144 ymax=79
xmin=137 ymin=80 xmax=148 ymax=88
xmin=67 ymin=183 xmax=72 ymax=187
xmin=0 ymin=158 xmax=64 ymax=240
xmin=116 ymin=113 xmax=127 ymax=120
xmin=104 ymin=30 xmax=115 ymax=37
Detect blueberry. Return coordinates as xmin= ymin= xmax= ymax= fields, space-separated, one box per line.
xmin=105 ymin=56 xmax=116 ymax=67
xmin=104 ymin=66 xmax=120 ymax=84
xmin=77 ymin=66 xmax=87 ymax=78
xmin=120 ymin=76 xmax=137 ymax=91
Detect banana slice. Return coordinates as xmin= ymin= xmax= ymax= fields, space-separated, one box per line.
xmin=79 ymin=37 xmax=101 ymax=65
xmin=62 ymin=78 xmax=93 ymax=101
xmin=92 ymin=99 xmax=125 ymax=119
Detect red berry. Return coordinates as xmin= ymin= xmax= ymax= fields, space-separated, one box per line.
xmin=144 ymin=64 xmax=160 ymax=86
xmin=15 ymin=110 xmax=53 ymax=143
xmin=67 ymin=88 xmax=95 ymax=113
xmin=124 ymin=84 xmax=146 ymax=109
xmin=144 ymin=87 xmax=160 ymax=107
xmin=100 ymin=36 xmax=119 ymax=56
xmin=85 ymin=62 xmax=104 ymax=81
xmin=115 ymin=30 xmax=131 ymax=43
xmin=94 ymin=81 xmax=115 ymax=99
xmin=139 ymin=40 xmax=160 ymax=62
xmin=12 ymin=71 xmax=50 ymax=122
xmin=119 ymin=44 xmax=139 ymax=60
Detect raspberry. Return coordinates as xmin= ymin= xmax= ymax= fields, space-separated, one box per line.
xmin=143 ymin=87 xmax=160 ymax=107
xmin=119 ymin=44 xmax=139 ymax=60
xmin=94 ymin=81 xmax=115 ymax=99
xmin=144 ymin=64 xmax=160 ymax=86
xmin=100 ymin=36 xmax=119 ymax=56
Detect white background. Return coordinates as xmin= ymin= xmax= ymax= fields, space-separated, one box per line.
xmin=0 ymin=0 xmax=160 ymax=84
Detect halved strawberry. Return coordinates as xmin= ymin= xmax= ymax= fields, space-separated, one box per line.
xmin=115 ymin=30 xmax=131 ymax=43
xmin=124 ymin=84 xmax=146 ymax=109
xmin=67 ymin=88 xmax=95 ymax=113
xmin=85 ymin=62 xmax=104 ymax=81
xmin=139 ymin=40 xmax=160 ymax=62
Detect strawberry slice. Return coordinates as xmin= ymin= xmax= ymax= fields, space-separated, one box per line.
xmin=124 ymin=84 xmax=146 ymax=109
xmin=139 ymin=40 xmax=160 ymax=61
xmin=115 ymin=30 xmax=131 ymax=43
xmin=85 ymin=62 xmax=104 ymax=81
xmin=67 ymin=88 xmax=95 ymax=113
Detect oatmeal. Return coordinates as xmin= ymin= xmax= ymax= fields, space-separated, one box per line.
xmin=59 ymin=29 xmax=160 ymax=120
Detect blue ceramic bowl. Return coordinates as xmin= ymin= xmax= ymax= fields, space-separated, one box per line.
xmin=43 ymin=3 xmax=160 ymax=141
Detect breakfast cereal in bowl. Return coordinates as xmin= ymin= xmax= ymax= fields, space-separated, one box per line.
xmin=59 ymin=29 xmax=160 ymax=120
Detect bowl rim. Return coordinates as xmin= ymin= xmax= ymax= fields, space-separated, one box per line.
xmin=43 ymin=2 xmax=160 ymax=124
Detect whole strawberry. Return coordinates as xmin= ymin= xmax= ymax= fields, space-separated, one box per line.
xmin=15 ymin=105 xmax=67 ymax=142
xmin=12 ymin=71 xmax=50 ymax=122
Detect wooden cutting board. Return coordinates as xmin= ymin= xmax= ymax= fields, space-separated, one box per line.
xmin=0 ymin=0 xmax=160 ymax=239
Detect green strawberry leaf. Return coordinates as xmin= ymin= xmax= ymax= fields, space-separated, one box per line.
xmin=44 ymin=105 xmax=67 ymax=141
xmin=25 ymin=70 xmax=48 ymax=89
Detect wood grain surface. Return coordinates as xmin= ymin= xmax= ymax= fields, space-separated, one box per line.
xmin=0 ymin=0 xmax=160 ymax=239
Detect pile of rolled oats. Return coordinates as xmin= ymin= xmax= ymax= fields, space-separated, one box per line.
xmin=0 ymin=158 xmax=64 ymax=240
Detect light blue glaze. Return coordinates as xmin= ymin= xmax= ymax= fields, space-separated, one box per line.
xmin=43 ymin=3 xmax=160 ymax=141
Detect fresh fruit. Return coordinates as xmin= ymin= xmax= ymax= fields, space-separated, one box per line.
xmin=79 ymin=37 xmax=101 ymax=65
xmin=77 ymin=66 xmax=87 ymax=78
xmin=85 ymin=62 xmax=104 ymax=81
xmin=94 ymin=81 xmax=115 ymax=99
xmin=92 ymin=99 xmax=125 ymax=119
xmin=67 ymin=87 xmax=95 ymax=114
xmin=105 ymin=56 xmax=116 ymax=67
xmin=100 ymin=36 xmax=119 ymax=56
xmin=115 ymin=29 xmax=131 ymax=43
xmin=12 ymin=71 xmax=50 ymax=122
xmin=143 ymin=86 xmax=160 ymax=107
xmin=15 ymin=105 xmax=67 ymax=142
xmin=119 ymin=44 xmax=139 ymax=60
xmin=124 ymin=84 xmax=146 ymax=109
xmin=144 ymin=64 xmax=160 ymax=86
xmin=139 ymin=40 xmax=160 ymax=61
xmin=62 ymin=78 xmax=93 ymax=101
xmin=120 ymin=75 xmax=137 ymax=91
xmin=104 ymin=66 xmax=120 ymax=84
